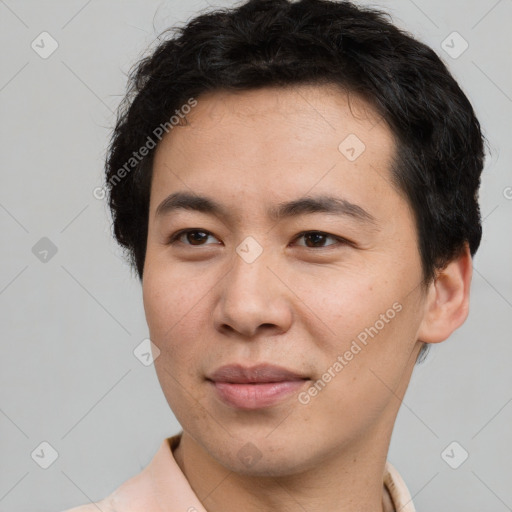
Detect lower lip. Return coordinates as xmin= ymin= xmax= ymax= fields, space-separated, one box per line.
xmin=210 ymin=380 xmax=308 ymax=409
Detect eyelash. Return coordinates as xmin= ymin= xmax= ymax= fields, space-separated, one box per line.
xmin=166 ymin=229 xmax=350 ymax=249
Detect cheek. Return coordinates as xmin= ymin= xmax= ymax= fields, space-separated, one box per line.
xmin=294 ymin=261 xmax=419 ymax=399
xmin=143 ymin=266 xmax=212 ymax=418
xmin=289 ymin=263 xmax=395 ymax=344
xmin=303 ymin=313 xmax=417 ymax=437
xmin=143 ymin=258 xmax=207 ymax=336
xmin=318 ymin=291 xmax=421 ymax=401
xmin=142 ymin=260 xmax=220 ymax=383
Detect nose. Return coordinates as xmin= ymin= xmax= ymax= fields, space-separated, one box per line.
xmin=213 ymin=248 xmax=293 ymax=339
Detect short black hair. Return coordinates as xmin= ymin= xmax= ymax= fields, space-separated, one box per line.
xmin=105 ymin=0 xmax=485 ymax=293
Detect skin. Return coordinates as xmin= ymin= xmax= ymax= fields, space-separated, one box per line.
xmin=142 ymin=84 xmax=473 ymax=512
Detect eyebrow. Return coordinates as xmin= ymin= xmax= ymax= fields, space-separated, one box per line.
xmin=155 ymin=191 xmax=379 ymax=227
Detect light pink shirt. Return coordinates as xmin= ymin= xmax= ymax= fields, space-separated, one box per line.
xmin=62 ymin=432 xmax=416 ymax=512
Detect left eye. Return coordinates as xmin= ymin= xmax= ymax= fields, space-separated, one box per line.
xmin=293 ymin=231 xmax=345 ymax=248
xmin=167 ymin=229 xmax=346 ymax=248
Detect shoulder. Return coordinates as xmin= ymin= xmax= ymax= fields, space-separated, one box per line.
xmin=57 ymin=458 xmax=149 ymax=512
xmin=58 ymin=470 xmax=150 ymax=512
xmin=59 ymin=435 xmax=183 ymax=512
xmin=59 ymin=501 xmax=113 ymax=512
xmin=59 ymin=443 xmax=169 ymax=512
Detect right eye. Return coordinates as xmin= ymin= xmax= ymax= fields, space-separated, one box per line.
xmin=166 ymin=228 xmax=221 ymax=246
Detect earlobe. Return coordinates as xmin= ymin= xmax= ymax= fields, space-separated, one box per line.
xmin=417 ymin=243 xmax=473 ymax=344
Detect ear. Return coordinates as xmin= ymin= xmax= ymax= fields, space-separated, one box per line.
xmin=417 ymin=242 xmax=473 ymax=344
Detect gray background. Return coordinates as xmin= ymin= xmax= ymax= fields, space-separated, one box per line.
xmin=1 ymin=0 xmax=511 ymax=510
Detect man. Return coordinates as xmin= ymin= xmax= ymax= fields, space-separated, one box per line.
xmin=64 ymin=0 xmax=484 ymax=510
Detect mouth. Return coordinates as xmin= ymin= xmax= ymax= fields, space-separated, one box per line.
xmin=206 ymin=363 xmax=310 ymax=410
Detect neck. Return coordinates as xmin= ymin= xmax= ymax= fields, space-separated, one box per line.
xmin=173 ymin=423 xmax=395 ymax=512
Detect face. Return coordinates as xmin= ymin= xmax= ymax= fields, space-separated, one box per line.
xmin=143 ymin=84 xmax=427 ymax=476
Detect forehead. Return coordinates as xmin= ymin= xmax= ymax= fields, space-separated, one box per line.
xmin=150 ymin=84 xmax=401 ymax=223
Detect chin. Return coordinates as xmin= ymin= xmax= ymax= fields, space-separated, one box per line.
xmin=204 ymin=436 xmax=324 ymax=478
xmin=221 ymin=452 xmax=309 ymax=478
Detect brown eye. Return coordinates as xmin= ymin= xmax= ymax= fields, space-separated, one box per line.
xmin=295 ymin=231 xmax=344 ymax=248
xmin=168 ymin=229 xmax=220 ymax=246
xmin=184 ymin=230 xmax=209 ymax=245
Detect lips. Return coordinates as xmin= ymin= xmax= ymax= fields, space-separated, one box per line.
xmin=207 ymin=363 xmax=308 ymax=384
xmin=206 ymin=364 xmax=309 ymax=409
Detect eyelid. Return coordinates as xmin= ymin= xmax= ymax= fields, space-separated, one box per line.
xmin=291 ymin=230 xmax=350 ymax=248
xmin=166 ymin=228 xmax=351 ymax=248
xmin=167 ymin=228 xmax=222 ymax=246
